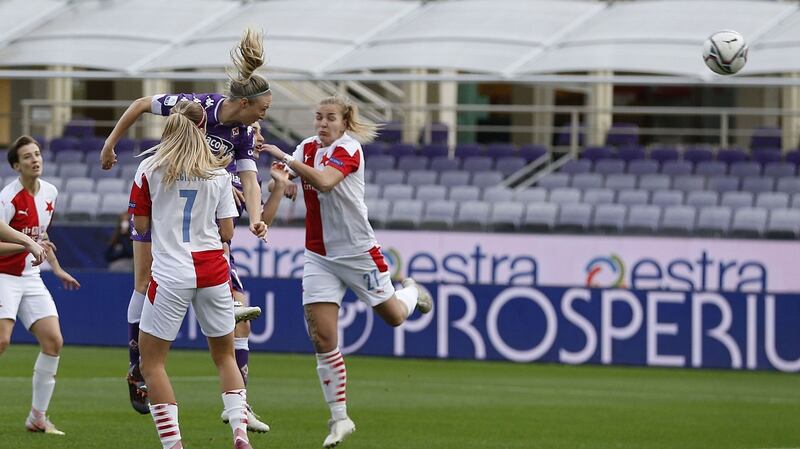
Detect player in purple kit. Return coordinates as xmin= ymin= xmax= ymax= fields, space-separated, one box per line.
xmin=100 ymin=28 xmax=271 ymax=432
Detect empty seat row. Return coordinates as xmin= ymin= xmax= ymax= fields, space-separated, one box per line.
xmin=562 ymin=158 xmax=800 ymax=177
xmin=363 ymin=154 xmax=529 ymax=175
xmin=363 ymin=142 xmax=548 ymax=161
xmin=52 ymin=192 xmax=130 ymax=222
xmin=529 ymin=187 xmax=800 ymax=210
xmin=539 ymin=172 xmax=800 ymax=194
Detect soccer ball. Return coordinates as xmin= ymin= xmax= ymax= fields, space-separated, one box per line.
xmin=703 ymin=30 xmax=748 ymax=75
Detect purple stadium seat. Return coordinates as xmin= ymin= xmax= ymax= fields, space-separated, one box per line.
xmin=368 ymin=155 xmax=396 ymax=171
xmin=555 ymin=125 xmax=584 ymax=146
xmin=397 ymin=155 xmax=429 ymax=171
xmin=606 ymin=123 xmax=639 ymax=147
xmin=486 ymin=143 xmax=516 ymax=158
xmin=49 ymin=137 xmax=80 ymax=152
xmin=429 ymin=156 xmax=461 ymax=172
xmin=54 ymin=150 xmax=84 ymax=164
xmin=518 ymin=145 xmax=548 ymax=162
xmin=389 ymin=143 xmax=417 ymax=157
xmin=594 ymin=159 xmax=626 ymax=175
xmin=763 ymin=162 xmax=796 ymax=178
xmin=79 ymin=136 xmax=105 ymax=153
xmin=617 ymin=146 xmax=645 ymax=162
xmin=421 ymin=144 xmax=449 ymax=158
xmin=717 ymin=148 xmax=748 ymax=165
xmin=115 ymin=138 xmax=135 ymax=154
xmin=650 ymin=147 xmax=679 ymax=164
xmin=628 ymin=159 xmax=659 ymax=175
xmin=729 ymin=161 xmax=762 ymax=177
xmin=695 ymin=161 xmax=727 ymax=176
xmin=139 ymin=139 xmax=160 ymax=152
xmin=751 ymin=149 xmax=782 ymax=165
xmin=786 ymin=150 xmax=800 ymax=166
xmin=454 ymin=144 xmax=483 ymax=158
xmin=750 ymin=126 xmax=781 ymax=150
xmin=582 ymin=146 xmax=612 ymax=162
xmin=661 ymin=160 xmax=693 ymax=176
xmin=362 ymin=142 xmax=388 ymax=156
xmin=62 ymin=118 xmax=95 ymax=139
xmin=559 ymin=159 xmax=592 ymax=175
xmin=376 ymin=121 xmax=402 ymax=143
xmin=683 ymin=147 xmax=713 ymax=164
xmin=495 ymin=157 xmax=527 ymax=177
xmin=462 ymin=156 xmax=493 ymax=172
xmin=418 ymin=122 xmax=448 ymax=144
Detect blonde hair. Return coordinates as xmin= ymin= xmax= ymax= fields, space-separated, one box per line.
xmin=149 ymin=101 xmax=231 ymax=185
xmin=227 ymin=28 xmax=271 ymax=100
xmin=319 ymin=95 xmax=379 ymax=144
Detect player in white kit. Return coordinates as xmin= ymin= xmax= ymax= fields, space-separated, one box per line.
xmin=0 ymin=135 xmax=81 ymax=436
xmin=261 ymin=95 xmax=434 ymax=448
xmin=129 ymin=101 xmax=254 ymax=449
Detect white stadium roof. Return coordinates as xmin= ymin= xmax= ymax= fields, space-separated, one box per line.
xmin=2 ymin=0 xmax=800 ymax=82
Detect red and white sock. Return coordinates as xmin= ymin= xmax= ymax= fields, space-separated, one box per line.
xmin=31 ymin=352 xmax=59 ymax=414
xmin=149 ymin=403 xmax=181 ymax=449
xmin=316 ymin=347 xmax=348 ymax=421
xmin=222 ymin=389 xmax=248 ymax=443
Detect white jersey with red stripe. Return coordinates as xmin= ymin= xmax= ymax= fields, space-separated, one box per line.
xmin=129 ymin=158 xmax=239 ymax=289
xmin=0 ymin=178 xmax=57 ymax=277
xmin=291 ymin=133 xmax=377 ymax=257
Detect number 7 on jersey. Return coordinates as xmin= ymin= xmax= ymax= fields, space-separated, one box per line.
xmin=179 ymin=189 xmax=197 ymax=243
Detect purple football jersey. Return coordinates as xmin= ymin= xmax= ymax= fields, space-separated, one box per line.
xmin=151 ymin=93 xmax=257 ymax=187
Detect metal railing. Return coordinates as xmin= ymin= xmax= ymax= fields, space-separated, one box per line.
xmin=18 ymin=99 xmax=795 ymax=155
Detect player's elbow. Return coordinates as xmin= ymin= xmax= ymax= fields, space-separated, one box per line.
xmin=218 ymin=220 xmax=234 ymax=242
xmin=219 ymin=228 xmax=234 ymax=242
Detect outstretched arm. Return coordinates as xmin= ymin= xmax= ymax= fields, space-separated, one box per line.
xmin=0 ymin=222 xmax=46 ymax=263
xmin=101 ymin=96 xmax=153 ymax=169
xmin=261 ymin=144 xmax=344 ymax=193
xmin=261 ymin=163 xmax=290 ymax=226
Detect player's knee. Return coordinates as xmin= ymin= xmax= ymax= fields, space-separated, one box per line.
xmin=385 ymin=313 xmax=405 ymax=327
xmin=0 ymin=337 xmax=10 ymax=355
xmin=41 ymin=334 xmax=63 ymax=355
xmin=311 ymin=332 xmax=337 ymax=353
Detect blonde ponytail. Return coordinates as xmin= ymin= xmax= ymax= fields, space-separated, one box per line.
xmin=149 ymin=101 xmax=231 ymax=185
xmin=227 ymin=27 xmax=271 ymax=100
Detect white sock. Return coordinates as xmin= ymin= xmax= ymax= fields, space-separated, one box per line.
xmin=222 ymin=389 xmax=248 ymax=442
xmin=395 ymin=286 xmax=419 ymax=318
xmin=128 ymin=290 xmax=145 ymax=324
xmin=32 ymin=352 xmax=59 ymax=413
xmin=316 ymin=347 xmax=348 ymax=421
xmin=234 ymin=337 xmax=249 ymax=351
xmin=150 ymin=403 xmax=181 ymax=449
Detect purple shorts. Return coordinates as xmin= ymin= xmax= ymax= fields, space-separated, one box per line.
xmin=129 ymin=215 xmax=151 ymax=242
xmin=228 ymin=246 xmax=244 ymax=293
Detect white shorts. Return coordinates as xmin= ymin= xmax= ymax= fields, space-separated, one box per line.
xmin=140 ymin=281 xmax=235 ymax=341
xmin=302 ymin=248 xmax=395 ymax=308
xmin=0 ymin=273 xmax=57 ymax=330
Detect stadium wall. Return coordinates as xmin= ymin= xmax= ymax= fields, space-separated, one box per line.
xmin=17 ymin=227 xmax=800 ymax=372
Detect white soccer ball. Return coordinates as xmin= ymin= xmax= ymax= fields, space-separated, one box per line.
xmin=703 ymin=30 xmax=748 ymax=75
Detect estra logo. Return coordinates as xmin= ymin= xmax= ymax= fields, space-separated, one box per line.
xmin=585 ymin=254 xmax=626 ymax=288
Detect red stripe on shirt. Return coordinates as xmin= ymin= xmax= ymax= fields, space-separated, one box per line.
xmin=323 ymin=146 xmax=360 ymax=177
xmin=368 ymin=246 xmax=389 ymax=273
xmin=0 ymin=189 xmax=39 ymax=276
xmin=302 ymin=141 xmax=325 ymax=255
xmin=128 ymin=174 xmax=152 ymax=217
xmin=191 ymin=249 xmax=229 ymax=288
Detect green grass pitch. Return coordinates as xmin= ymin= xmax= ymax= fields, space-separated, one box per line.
xmin=1 ymin=344 xmax=799 ymax=449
